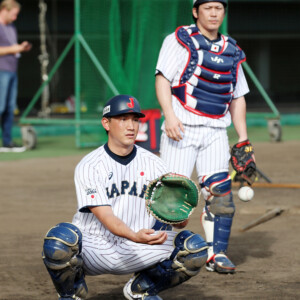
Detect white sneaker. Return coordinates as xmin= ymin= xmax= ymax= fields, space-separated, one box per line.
xmin=0 ymin=142 xmax=26 ymax=153
xmin=123 ymin=276 xmax=162 ymax=300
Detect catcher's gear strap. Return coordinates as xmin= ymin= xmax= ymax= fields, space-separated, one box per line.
xmin=231 ymin=139 xmax=256 ymax=185
xmin=201 ymin=172 xmax=231 ymax=197
xmin=129 ymin=230 xmax=208 ymax=297
xmin=146 ymin=173 xmax=199 ymax=224
xmin=42 ymin=223 xmax=88 ymax=299
xmin=208 ymin=192 xmax=235 ymax=217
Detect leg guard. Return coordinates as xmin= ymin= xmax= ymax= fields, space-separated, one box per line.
xmin=123 ymin=230 xmax=208 ymax=299
xmin=201 ymin=172 xmax=235 ymax=254
xmin=201 ymin=172 xmax=236 ymax=273
xmin=42 ymin=222 xmax=88 ymax=299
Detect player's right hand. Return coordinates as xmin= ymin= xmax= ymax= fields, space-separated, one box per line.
xmin=164 ymin=115 xmax=184 ymax=142
xmin=134 ymin=229 xmax=168 ymax=245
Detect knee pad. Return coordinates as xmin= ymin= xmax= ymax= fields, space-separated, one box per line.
xmin=201 ymin=172 xmax=231 ymax=201
xmin=129 ymin=230 xmax=208 ymax=297
xmin=171 ymin=230 xmax=208 ymax=276
xmin=42 ymin=222 xmax=88 ymax=299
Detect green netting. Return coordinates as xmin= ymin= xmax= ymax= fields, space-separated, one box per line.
xmin=75 ymin=0 xmax=195 ymax=145
xmin=80 ymin=0 xmax=194 ymax=110
xmin=20 ymin=0 xmax=280 ymax=147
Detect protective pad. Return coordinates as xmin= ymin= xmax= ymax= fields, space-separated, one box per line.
xmin=201 ymin=172 xmax=231 ymax=196
xmin=213 ymin=216 xmax=233 ymax=254
xmin=43 ymin=222 xmax=82 ymax=267
xmin=128 ymin=230 xmax=208 ymax=297
xmin=42 ymin=223 xmax=87 ymax=299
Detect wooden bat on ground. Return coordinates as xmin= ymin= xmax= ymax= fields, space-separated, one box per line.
xmin=240 ymin=207 xmax=284 ymax=232
xmin=232 ymin=182 xmax=300 ymax=189
xmin=231 ymin=170 xmax=300 ymax=189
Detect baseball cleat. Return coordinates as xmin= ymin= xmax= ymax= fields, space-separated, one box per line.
xmin=123 ymin=276 xmax=163 ymax=300
xmin=206 ymin=253 xmax=236 ymax=274
xmin=58 ymin=297 xmax=82 ymax=300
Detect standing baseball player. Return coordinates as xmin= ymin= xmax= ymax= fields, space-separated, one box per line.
xmin=155 ymin=0 xmax=255 ymax=274
xmin=42 ymin=94 xmax=208 ymax=300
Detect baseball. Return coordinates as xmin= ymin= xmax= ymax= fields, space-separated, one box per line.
xmin=238 ymin=186 xmax=254 ymax=202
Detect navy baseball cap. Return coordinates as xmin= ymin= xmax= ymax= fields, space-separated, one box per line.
xmin=102 ymin=94 xmax=145 ymax=118
xmin=193 ymin=0 xmax=227 ymax=7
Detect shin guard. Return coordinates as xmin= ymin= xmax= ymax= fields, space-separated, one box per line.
xmin=42 ymin=222 xmax=88 ymax=299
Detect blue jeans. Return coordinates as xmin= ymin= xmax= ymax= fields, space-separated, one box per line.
xmin=0 ymin=70 xmax=18 ymax=146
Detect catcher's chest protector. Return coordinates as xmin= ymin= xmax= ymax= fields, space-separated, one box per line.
xmin=172 ymin=24 xmax=246 ymax=118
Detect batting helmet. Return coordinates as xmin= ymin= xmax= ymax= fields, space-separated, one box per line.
xmin=193 ymin=0 xmax=227 ymax=7
xmin=102 ymin=94 xmax=145 ymax=118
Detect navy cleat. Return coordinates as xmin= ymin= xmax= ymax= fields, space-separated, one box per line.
xmin=206 ymin=252 xmax=236 ymax=274
xmin=123 ymin=276 xmax=163 ymax=300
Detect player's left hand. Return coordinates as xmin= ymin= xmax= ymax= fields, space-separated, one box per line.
xmin=134 ymin=229 xmax=168 ymax=245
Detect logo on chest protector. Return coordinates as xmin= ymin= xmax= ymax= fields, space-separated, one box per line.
xmin=211 ymin=56 xmax=224 ymax=64
xmin=213 ymin=74 xmax=221 ymax=80
xmin=106 ymin=180 xmax=147 ymax=199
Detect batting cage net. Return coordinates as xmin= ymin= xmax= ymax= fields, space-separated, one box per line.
xmin=21 ymin=0 xmax=195 ymax=147
xmin=20 ymin=0 xmax=279 ymax=147
xmin=79 ymin=0 xmax=195 ymax=146
xmin=79 ymin=0 xmax=193 ymax=110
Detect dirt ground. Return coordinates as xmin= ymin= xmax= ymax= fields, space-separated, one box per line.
xmin=1 ymin=140 xmax=300 ymax=300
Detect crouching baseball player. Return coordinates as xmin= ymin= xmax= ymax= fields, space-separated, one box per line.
xmin=42 ymin=94 xmax=208 ymax=300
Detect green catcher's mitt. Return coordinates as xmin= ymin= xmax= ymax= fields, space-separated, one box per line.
xmin=145 ymin=173 xmax=199 ymax=224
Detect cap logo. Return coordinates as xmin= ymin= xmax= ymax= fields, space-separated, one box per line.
xmin=127 ymin=98 xmax=135 ymax=108
xmin=103 ymin=105 xmax=110 ymax=115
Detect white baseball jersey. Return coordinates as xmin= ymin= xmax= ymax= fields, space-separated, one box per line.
xmin=155 ymin=28 xmax=250 ymax=128
xmin=156 ymin=27 xmax=250 ymax=181
xmin=72 ymin=144 xmax=177 ymax=276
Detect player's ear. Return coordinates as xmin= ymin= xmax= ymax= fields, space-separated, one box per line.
xmin=192 ymin=7 xmax=198 ymax=19
xmin=101 ymin=117 xmax=110 ymax=132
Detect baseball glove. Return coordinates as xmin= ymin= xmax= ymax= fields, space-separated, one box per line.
xmin=145 ymin=173 xmax=199 ymax=225
xmin=230 ymin=139 xmax=257 ymax=185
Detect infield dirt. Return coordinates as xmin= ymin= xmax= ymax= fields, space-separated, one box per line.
xmin=0 ymin=140 xmax=299 ymax=299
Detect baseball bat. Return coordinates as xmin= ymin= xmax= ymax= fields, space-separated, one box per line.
xmin=232 ymin=182 xmax=300 ymax=189
xmin=240 ymin=207 xmax=284 ymax=232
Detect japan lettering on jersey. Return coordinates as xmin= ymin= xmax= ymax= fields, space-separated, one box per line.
xmin=72 ymin=145 xmax=168 ymax=242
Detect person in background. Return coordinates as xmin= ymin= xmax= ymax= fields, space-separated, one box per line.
xmin=0 ymin=0 xmax=31 ymax=152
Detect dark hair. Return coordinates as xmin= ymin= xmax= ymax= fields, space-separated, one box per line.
xmin=192 ymin=2 xmax=226 ymax=24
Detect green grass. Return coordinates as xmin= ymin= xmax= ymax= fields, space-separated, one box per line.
xmin=0 ymin=135 xmax=93 ymax=161
xmin=0 ymin=125 xmax=299 ymax=162
xmin=228 ymin=124 xmax=299 ymax=143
